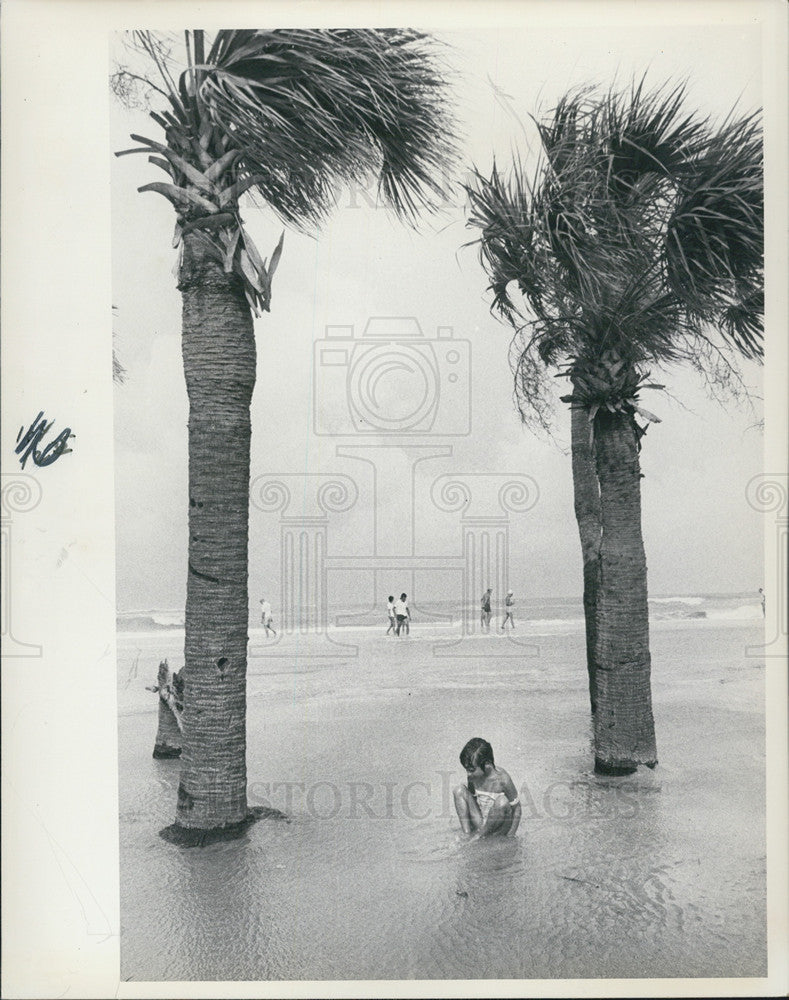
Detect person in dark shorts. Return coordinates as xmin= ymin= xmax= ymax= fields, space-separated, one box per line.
xmin=480 ymin=588 xmax=492 ymax=632
xmin=394 ymin=593 xmax=410 ymax=636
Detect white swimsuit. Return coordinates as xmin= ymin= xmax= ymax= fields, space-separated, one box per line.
xmin=473 ymin=788 xmax=510 ymax=822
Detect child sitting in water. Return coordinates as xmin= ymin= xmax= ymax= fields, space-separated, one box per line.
xmin=453 ymin=737 xmax=521 ymax=837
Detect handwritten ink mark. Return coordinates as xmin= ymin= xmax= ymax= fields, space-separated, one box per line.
xmin=16 ymin=411 xmax=74 ymax=469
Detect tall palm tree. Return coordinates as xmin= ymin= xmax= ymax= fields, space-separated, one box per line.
xmin=466 ymin=80 xmax=763 ymax=773
xmin=115 ymin=29 xmax=455 ymax=843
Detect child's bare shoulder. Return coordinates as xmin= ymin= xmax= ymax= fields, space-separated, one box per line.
xmin=495 ymin=767 xmax=516 ymax=790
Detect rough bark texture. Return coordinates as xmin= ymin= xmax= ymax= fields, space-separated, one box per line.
xmin=570 ymin=398 xmax=602 ymax=715
xmin=165 ymin=233 xmax=256 ymax=836
xmin=592 ymin=409 xmax=657 ymax=773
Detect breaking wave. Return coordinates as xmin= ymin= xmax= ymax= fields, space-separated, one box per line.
xmin=650 ymin=596 xmax=704 ymax=606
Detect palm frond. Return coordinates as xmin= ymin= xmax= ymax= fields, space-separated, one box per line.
xmin=465 ymin=77 xmax=764 ymax=422
xmin=509 ymin=322 xmax=560 ymax=433
xmin=465 ymin=160 xmax=547 ymax=324
xmin=597 ymin=77 xmax=711 ymax=191
xmin=198 ymin=29 xmax=457 ymax=227
xmin=664 ymin=110 xmax=763 ymax=358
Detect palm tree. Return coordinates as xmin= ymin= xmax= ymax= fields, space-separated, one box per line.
xmin=466 ymin=80 xmax=762 ymax=773
xmin=115 ymin=29 xmax=455 ymax=844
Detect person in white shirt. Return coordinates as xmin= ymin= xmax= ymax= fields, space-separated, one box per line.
xmin=501 ymin=590 xmax=515 ymax=630
xmin=259 ymin=598 xmax=276 ymax=637
xmin=386 ymin=595 xmax=396 ymax=635
xmin=394 ymin=593 xmax=410 ymax=637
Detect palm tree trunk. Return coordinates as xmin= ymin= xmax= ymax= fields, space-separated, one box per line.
xmin=570 ymin=396 xmax=601 ymax=715
xmin=592 ymin=409 xmax=657 ymax=774
xmin=162 ymin=232 xmax=256 ymax=842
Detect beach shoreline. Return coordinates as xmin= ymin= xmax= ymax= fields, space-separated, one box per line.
xmin=117 ymin=616 xmax=766 ymax=982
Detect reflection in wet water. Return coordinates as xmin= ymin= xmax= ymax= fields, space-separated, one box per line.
xmin=118 ymin=623 xmax=766 ymax=982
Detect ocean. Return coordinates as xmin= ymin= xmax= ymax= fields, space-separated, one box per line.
xmin=116 ymin=591 xmax=763 ymax=636
xmin=117 ymin=595 xmax=766 ymax=982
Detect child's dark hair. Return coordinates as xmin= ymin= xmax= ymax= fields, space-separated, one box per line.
xmin=459 ymin=737 xmax=494 ymax=770
xmin=388 ymin=595 xmax=394 ymax=602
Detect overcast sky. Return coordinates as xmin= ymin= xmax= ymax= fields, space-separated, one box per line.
xmin=111 ymin=20 xmax=765 ymax=613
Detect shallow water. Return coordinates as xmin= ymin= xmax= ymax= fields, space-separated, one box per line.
xmin=118 ymin=619 xmax=766 ymax=981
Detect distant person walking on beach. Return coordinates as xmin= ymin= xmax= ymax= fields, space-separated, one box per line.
xmin=480 ymin=588 xmax=492 ymax=632
xmin=394 ymin=593 xmax=410 ymax=636
xmin=259 ymin=598 xmax=276 ymax=637
xmin=386 ymin=595 xmax=396 ymax=635
xmin=759 ymin=587 xmax=766 ymax=617
xmin=501 ymin=590 xmax=515 ymax=630
xmin=453 ymin=737 xmax=521 ymax=837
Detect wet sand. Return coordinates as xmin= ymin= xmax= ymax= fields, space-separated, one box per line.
xmin=117 ymin=618 xmax=766 ymax=981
